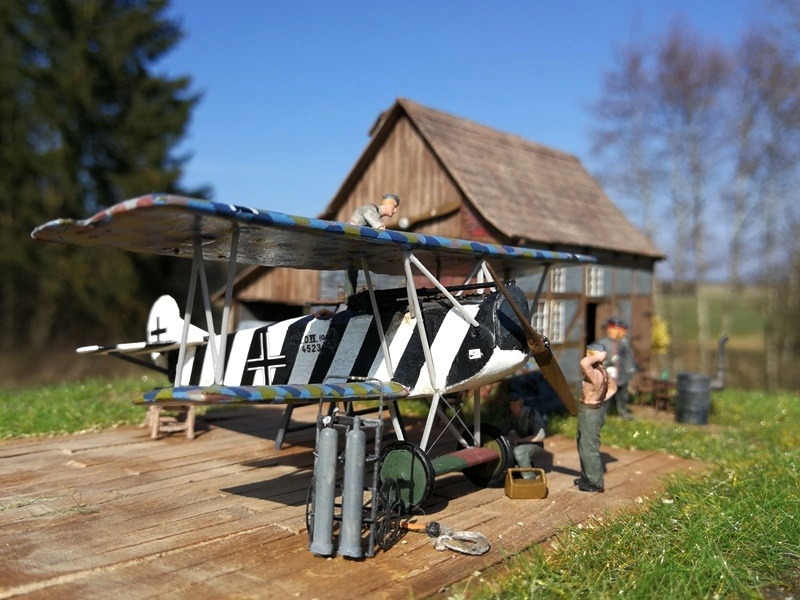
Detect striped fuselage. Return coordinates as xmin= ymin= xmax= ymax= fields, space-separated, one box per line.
xmin=170 ymin=286 xmax=530 ymax=397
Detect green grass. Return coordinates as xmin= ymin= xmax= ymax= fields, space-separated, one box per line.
xmin=656 ymin=283 xmax=765 ymax=343
xmin=0 ymin=375 xmax=168 ymax=438
xmin=455 ymin=389 xmax=800 ymax=599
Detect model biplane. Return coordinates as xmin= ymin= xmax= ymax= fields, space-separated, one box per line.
xmin=32 ymin=193 xmax=595 ymax=518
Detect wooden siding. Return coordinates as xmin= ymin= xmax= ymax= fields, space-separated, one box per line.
xmin=236 ymin=267 xmax=320 ymax=305
xmin=335 ymin=117 xmax=464 ymax=239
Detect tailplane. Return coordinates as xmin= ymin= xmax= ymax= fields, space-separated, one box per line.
xmin=77 ymin=295 xmax=207 ymax=360
xmin=146 ymin=295 xmax=206 ymax=345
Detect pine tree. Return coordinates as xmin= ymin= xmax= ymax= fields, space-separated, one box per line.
xmin=1 ymin=0 xmax=202 ymax=353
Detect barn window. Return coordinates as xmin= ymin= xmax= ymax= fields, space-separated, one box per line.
xmin=586 ymin=266 xmax=605 ymax=297
xmin=549 ymin=300 xmax=565 ymax=343
xmin=551 ymin=267 xmax=565 ymax=293
xmin=533 ymin=300 xmax=549 ymax=336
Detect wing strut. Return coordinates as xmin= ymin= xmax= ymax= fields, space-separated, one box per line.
xmin=215 ymin=229 xmax=239 ymax=384
xmin=408 ymin=254 xmax=479 ymax=327
xmin=403 ymin=251 xmax=437 ymax=392
xmin=175 ymin=231 xmax=241 ymax=386
xmin=457 ymin=260 xmax=484 ymax=296
xmin=362 ymin=258 xmax=393 ymax=378
xmin=531 ymin=264 xmax=551 ymax=307
xmin=362 ymin=257 xmax=405 ymax=441
xmin=175 ymin=243 xmax=200 ymax=385
xmin=400 ymin=249 xmax=494 ymax=450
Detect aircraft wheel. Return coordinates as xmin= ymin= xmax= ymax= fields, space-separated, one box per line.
xmin=374 ymin=478 xmax=402 ymax=551
xmin=458 ymin=423 xmax=514 ymax=488
xmin=379 ymin=441 xmax=435 ymax=513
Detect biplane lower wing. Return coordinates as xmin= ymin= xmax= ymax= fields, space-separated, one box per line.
xmin=140 ymin=381 xmax=409 ymax=407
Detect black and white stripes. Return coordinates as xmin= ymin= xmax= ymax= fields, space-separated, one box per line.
xmin=175 ymin=288 xmax=529 ymax=397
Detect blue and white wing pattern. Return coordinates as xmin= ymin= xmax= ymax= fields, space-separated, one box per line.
xmin=141 ymin=381 xmax=409 ymax=406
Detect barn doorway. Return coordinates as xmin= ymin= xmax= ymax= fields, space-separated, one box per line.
xmin=586 ymin=301 xmax=614 ymax=346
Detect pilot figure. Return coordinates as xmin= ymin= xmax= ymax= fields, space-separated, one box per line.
xmin=502 ymin=391 xmax=546 ymax=479
xmin=344 ymin=193 xmax=400 ymax=297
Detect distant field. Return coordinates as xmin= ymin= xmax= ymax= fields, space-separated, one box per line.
xmin=653 ymin=283 xmax=797 ymax=389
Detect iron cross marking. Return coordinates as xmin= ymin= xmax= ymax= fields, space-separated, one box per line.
xmin=150 ymin=317 xmax=167 ymax=341
xmin=244 ymin=328 xmax=285 ymax=385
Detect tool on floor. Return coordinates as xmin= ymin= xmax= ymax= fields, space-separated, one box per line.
xmin=401 ymin=520 xmax=490 ymax=555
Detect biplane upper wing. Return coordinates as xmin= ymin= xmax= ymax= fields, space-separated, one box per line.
xmin=31 ymin=194 xmax=596 ymax=275
xmin=140 ymin=381 xmax=409 ymax=407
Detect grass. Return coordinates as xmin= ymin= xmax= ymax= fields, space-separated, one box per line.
xmin=454 ymin=389 xmax=800 ymax=599
xmin=656 ymin=283 xmax=765 ymax=343
xmin=0 ymin=375 xmax=168 ymax=438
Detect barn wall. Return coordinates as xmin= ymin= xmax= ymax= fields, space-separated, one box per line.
xmin=223 ymin=109 xmax=659 ymax=380
xmin=336 ymin=117 xmax=464 ymax=238
xmin=236 ymin=267 xmax=320 ymax=305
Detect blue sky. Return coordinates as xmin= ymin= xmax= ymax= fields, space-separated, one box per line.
xmin=159 ymin=0 xmax=766 ymax=221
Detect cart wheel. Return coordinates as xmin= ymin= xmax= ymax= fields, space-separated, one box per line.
xmin=379 ymin=440 xmax=435 ymax=513
xmin=458 ymin=423 xmax=513 ymax=488
xmin=374 ymin=478 xmax=402 ymax=551
xmin=304 ymin=480 xmax=314 ymax=541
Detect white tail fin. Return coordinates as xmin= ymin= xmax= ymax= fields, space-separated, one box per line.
xmin=146 ymin=295 xmax=207 ymax=344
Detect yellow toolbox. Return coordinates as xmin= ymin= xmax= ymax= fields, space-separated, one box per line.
xmin=504 ymin=468 xmax=548 ymax=499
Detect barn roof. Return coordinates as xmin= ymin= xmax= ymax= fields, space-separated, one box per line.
xmin=321 ymin=98 xmax=662 ymax=262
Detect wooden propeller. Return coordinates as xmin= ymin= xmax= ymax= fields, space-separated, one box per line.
xmin=484 ymin=262 xmax=579 ymax=416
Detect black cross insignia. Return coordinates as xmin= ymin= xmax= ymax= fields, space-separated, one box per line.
xmin=244 ymin=329 xmax=285 ymax=384
xmin=150 ymin=317 xmax=167 ymax=341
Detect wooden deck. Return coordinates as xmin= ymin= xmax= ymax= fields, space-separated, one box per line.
xmin=0 ymin=405 xmax=706 ymax=599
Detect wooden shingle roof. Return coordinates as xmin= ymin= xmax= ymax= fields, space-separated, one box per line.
xmin=325 ymin=98 xmax=662 ymax=262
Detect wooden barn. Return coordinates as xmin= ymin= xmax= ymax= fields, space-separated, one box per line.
xmin=220 ymin=98 xmax=662 ymax=382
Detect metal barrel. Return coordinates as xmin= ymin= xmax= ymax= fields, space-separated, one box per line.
xmin=338 ymin=416 xmax=366 ymax=558
xmin=309 ymin=425 xmax=338 ymax=556
xmin=675 ymin=372 xmax=711 ymax=425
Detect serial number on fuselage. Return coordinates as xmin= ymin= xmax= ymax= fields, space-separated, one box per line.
xmin=301 ymin=333 xmax=326 ymax=353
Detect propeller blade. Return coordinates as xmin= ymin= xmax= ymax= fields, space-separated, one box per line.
xmin=485 ymin=263 xmax=578 ymax=416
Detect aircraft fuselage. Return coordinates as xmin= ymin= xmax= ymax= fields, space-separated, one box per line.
xmin=169 ymin=284 xmax=531 ymax=397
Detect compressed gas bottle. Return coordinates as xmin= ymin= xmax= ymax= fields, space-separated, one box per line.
xmin=309 ymin=425 xmax=338 ymax=556
xmin=338 ymin=417 xmax=366 ymax=558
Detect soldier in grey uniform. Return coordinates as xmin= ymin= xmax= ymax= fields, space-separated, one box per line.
xmin=344 ymin=193 xmax=400 ymax=297
xmin=594 ymin=317 xmax=636 ymax=420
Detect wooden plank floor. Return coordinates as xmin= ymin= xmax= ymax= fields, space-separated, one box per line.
xmin=0 ymin=405 xmax=706 ymax=599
